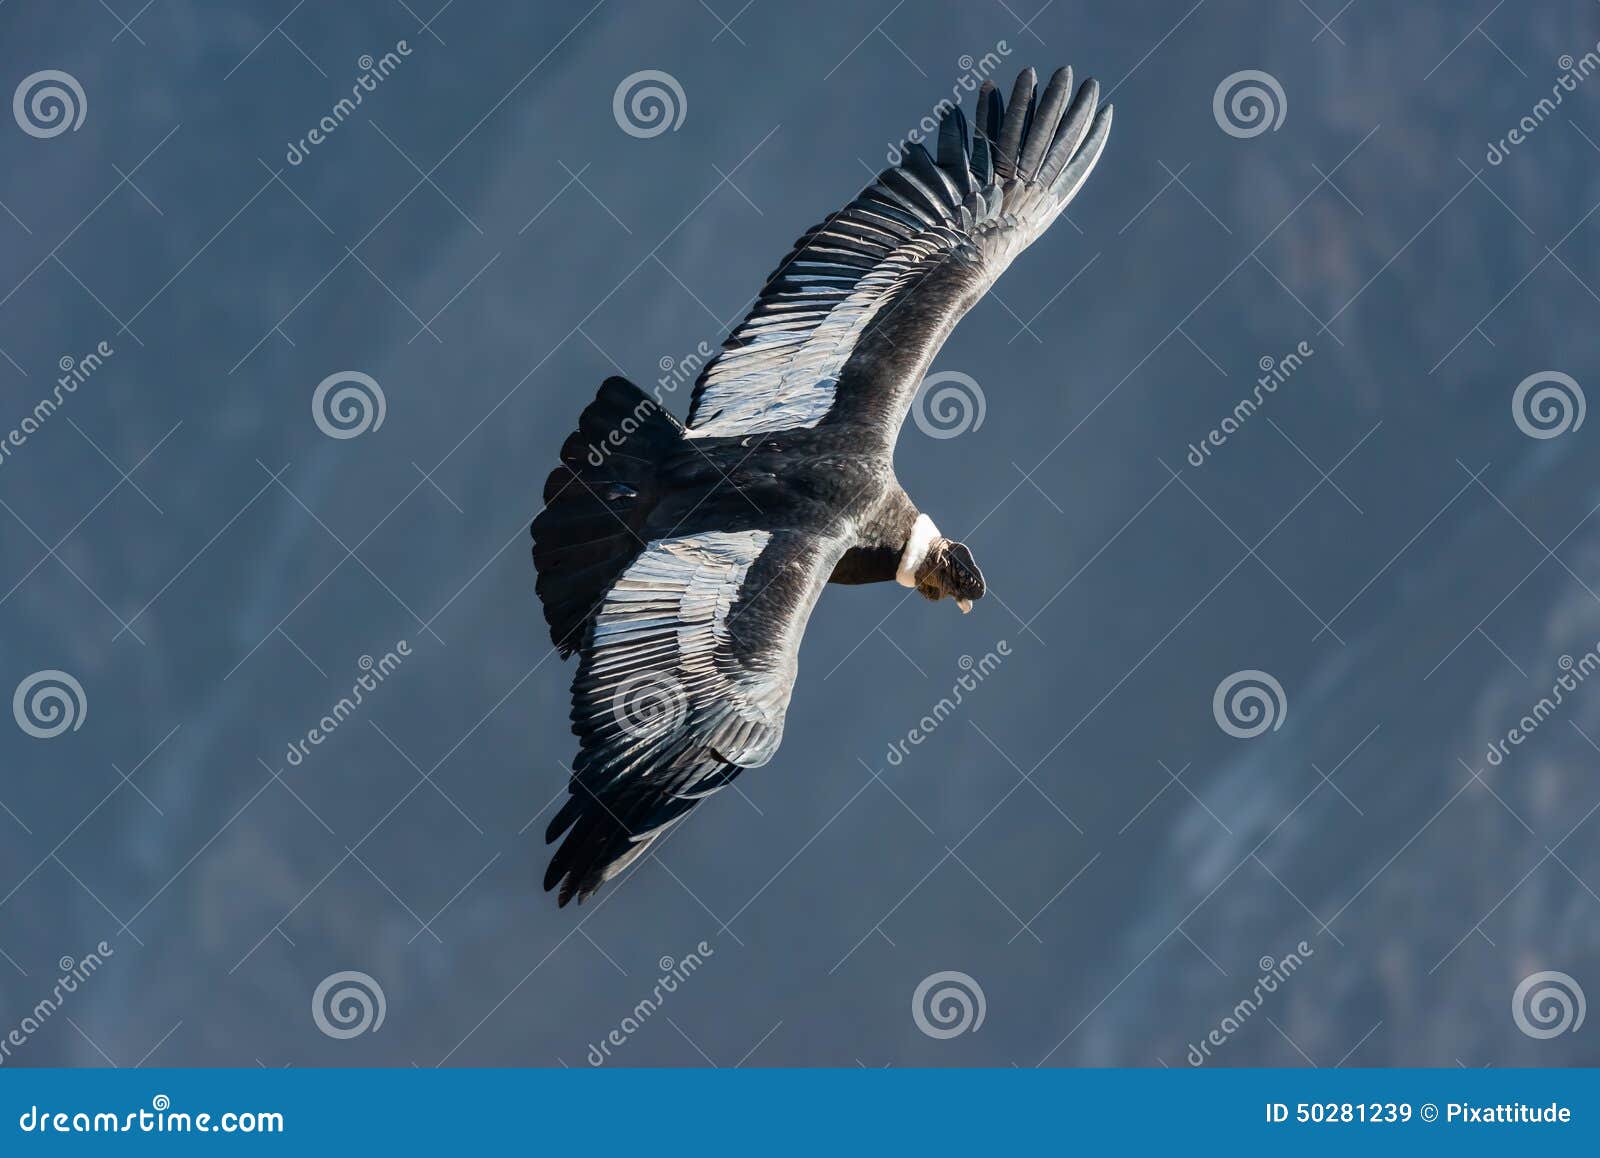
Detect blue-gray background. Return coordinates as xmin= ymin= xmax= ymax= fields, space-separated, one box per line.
xmin=1 ymin=0 xmax=1598 ymax=1067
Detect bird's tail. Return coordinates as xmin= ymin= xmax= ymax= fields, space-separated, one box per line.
xmin=531 ymin=376 xmax=683 ymax=656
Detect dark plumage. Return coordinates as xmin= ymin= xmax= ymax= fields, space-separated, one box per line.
xmin=530 ymin=66 xmax=1113 ymax=904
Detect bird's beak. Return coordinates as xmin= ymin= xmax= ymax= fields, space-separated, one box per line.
xmin=956 ymin=598 xmax=972 ymax=614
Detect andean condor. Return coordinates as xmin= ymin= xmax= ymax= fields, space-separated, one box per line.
xmin=532 ymin=65 xmax=1113 ymax=904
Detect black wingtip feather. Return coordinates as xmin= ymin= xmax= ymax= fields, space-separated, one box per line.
xmin=977 ymin=79 xmax=1002 ymax=146
xmin=935 ymin=103 xmax=971 ymax=195
xmin=1050 ymin=100 xmax=1113 ymax=199
xmin=1039 ymin=77 xmax=1100 ymax=187
xmin=1020 ymin=66 xmax=1074 ymax=180
xmin=995 ymin=67 xmax=1036 ymax=178
xmin=544 ymin=806 xmax=672 ymax=906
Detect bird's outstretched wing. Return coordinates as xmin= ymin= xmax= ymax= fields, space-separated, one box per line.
xmin=685 ymin=66 xmax=1110 ymax=441
xmin=543 ymin=526 xmax=844 ymax=905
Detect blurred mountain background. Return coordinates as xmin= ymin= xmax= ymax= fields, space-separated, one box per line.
xmin=0 ymin=0 xmax=1597 ymax=1065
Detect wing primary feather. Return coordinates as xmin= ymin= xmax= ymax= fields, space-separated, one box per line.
xmin=1040 ymin=78 xmax=1100 ymax=187
xmin=1051 ymin=102 xmax=1113 ymax=201
xmin=977 ymin=79 xmax=1002 ymax=146
xmin=995 ymin=66 xmax=1036 ymax=178
xmin=971 ymin=129 xmax=993 ymax=187
xmin=935 ymin=103 xmax=972 ymax=196
xmin=1019 ymin=66 xmax=1072 ymax=179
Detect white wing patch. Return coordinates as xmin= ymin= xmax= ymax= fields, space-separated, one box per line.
xmin=684 ymin=66 xmax=1112 ymax=441
xmin=684 ymin=244 xmax=974 ymax=439
xmin=588 ymin=529 xmax=783 ymax=764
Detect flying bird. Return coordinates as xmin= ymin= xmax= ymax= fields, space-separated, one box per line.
xmin=531 ymin=65 xmax=1111 ymax=904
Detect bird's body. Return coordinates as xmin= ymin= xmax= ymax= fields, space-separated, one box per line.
xmin=651 ymin=428 xmax=894 ymax=550
xmin=531 ymin=65 xmax=1113 ymax=904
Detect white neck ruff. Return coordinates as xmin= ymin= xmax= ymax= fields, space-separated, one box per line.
xmin=895 ymin=514 xmax=941 ymax=587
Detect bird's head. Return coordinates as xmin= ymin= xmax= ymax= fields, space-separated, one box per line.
xmin=913 ymin=538 xmax=986 ymax=613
